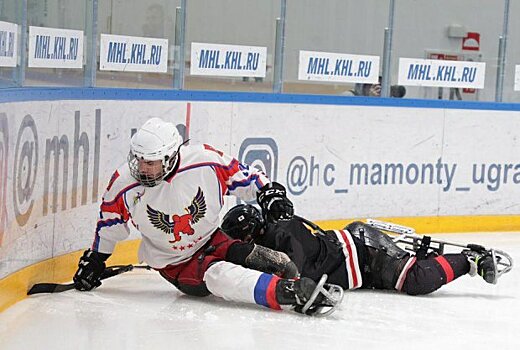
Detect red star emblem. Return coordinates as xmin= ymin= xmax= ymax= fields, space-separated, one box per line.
xmin=187 ymin=243 xmax=194 ymax=249
xmin=172 ymin=246 xmax=178 ymax=250
xmin=179 ymin=246 xmax=185 ymax=251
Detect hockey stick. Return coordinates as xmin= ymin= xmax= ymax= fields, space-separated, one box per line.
xmin=27 ymin=265 xmax=152 ymax=295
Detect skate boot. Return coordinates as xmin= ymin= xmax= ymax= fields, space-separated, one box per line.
xmin=275 ymin=275 xmax=344 ymax=317
xmin=462 ymin=248 xmax=497 ymax=284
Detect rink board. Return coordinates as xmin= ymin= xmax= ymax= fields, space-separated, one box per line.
xmin=1 ymin=88 xmax=520 ymax=311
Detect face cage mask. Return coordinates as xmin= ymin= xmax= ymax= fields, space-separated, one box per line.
xmin=127 ymin=151 xmax=178 ymax=187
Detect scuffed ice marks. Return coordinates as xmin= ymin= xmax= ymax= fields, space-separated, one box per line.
xmin=1 ymin=233 xmax=519 ymax=350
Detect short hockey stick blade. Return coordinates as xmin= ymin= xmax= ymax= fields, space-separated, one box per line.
xmin=27 ymin=264 xmax=137 ymax=295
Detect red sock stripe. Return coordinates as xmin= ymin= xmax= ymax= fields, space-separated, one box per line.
xmin=266 ymin=275 xmax=282 ymax=310
xmin=435 ymin=256 xmax=455 ymax=283
xmin=339 ymin=230 xmax=359 ymax=288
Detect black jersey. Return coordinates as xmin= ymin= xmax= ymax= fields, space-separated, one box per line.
xmin=253 ymin=219 xmax=471 ymax=296
xmin=254 ymin=219 xmax=366 ymax=290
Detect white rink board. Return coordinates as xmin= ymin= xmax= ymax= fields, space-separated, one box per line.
xmin=223 ymin=103 xmax=520 ymax=219
xmin=1 ymin=99 xmax=520 ymax=277
xmin=0 ymin=100 xmax=189 ymax=278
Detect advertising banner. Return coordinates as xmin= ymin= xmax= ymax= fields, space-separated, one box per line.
xmin=298 ymin=50 xmax=379 ymax=83
xmin=515 ymin=65 xmax=520 ymax=91
xmin=398 ymin=57 xmax=485 ymax=88
xmin=0 ymin=21 xmax=17 ymax=67
xmin=99 ymin=34 xmax=168 ymax=73
xmin=190 ymin=42 xmax=267 ymax=77
xmin=28 ymin=26 xmax=83 ymax=68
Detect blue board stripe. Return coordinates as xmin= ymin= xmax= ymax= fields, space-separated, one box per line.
xmin=2 ymin=87 xmax=520 ymax=112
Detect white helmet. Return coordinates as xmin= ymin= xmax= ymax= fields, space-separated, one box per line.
xmin=128 ymin=117 xmax=184 ymax=187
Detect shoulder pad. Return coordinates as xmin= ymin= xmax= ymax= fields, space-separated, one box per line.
xmin=102 ymin=164 xmax=139 ymax=201
xmin=179 ymin=144 xmax=227 ymax=167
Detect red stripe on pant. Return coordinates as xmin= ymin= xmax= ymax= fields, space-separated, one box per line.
xmin=339 ymin=230 xmax=359 ymax=288
xmin=435 ymin=256 xmax=455 ymax=283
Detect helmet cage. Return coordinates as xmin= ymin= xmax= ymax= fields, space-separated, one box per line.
xmin=128 ymin=117 xmax=183 ymax=187
xmin=128 ymin=147 xmax=179 ymax=187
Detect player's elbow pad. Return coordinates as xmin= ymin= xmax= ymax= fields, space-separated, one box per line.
xmin=245 ymin=245 xmax=299 ymax=279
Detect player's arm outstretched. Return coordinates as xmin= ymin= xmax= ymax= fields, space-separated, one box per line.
xmin=74 ymin=169 xmax=132 ymax=291
xmin=202 ymin=143 xmax=294 ymax=223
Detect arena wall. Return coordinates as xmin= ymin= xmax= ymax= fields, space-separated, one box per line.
xmin=1 ymin=88 xmax=520 ymax=310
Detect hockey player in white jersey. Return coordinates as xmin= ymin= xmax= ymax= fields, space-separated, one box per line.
xmin=73 ymin=117 xmax=340 ymax=315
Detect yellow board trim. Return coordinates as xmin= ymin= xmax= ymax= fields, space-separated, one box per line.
xmin=0 ymin=240 xmax=140 ymax=313
xmin=315 ymin=214 xmax=520 ymax=233
xmin=1 ymin=214 xmax=519 ymax=313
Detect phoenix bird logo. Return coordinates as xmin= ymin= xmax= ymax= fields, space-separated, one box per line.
xmin=146 ymin=187 xmax=207 ymax=243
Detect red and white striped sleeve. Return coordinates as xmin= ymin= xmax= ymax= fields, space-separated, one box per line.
xmin=202 ymin=144 xmax=270 ymax=202
xmin=91 ymin=169 xmax=136 ymax=255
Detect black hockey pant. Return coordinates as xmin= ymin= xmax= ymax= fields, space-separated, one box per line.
xmin=401 ymin=254 xmax=470 ymax=295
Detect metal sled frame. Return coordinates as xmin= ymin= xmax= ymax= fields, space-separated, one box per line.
xmin=366 ymin=219 xmax=514 ymax=284
xmin=301 ymin=274 xmax=344 ymax=317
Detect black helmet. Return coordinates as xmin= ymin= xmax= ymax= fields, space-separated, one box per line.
xmin=221 ymin=204 xmax=265 ymax=241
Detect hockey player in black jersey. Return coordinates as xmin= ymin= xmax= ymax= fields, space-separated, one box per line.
xmin=221 ymin=205 xmax=512 ymax=295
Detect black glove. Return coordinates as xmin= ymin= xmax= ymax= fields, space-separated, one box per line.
xmin=73 ymin=249 xmax=110 ymax=291
xmin=257 ymin=182 xmax=294 ymax=223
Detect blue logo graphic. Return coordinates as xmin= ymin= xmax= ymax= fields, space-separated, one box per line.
xmin=238 ymin=138 xmax=278 ymax=181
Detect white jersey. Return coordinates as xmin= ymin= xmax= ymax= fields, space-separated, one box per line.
xmin=92 ymin=144 xmax=270 ymax=268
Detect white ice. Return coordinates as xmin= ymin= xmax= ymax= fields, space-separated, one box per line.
xmin=1 ymin=232 xmax=519 ymax=350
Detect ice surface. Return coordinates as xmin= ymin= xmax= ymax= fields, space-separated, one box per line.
xmin=0 ymin=233 xmax=519 ymax=350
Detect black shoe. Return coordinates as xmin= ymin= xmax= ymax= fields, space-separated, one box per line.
xmin=463 ymin=249 xmax=497 ymax=284
xmin=275 ymin=277 xmax=318 ymax=306
xmin=477 ymin=254 xmax=497 ymax=284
